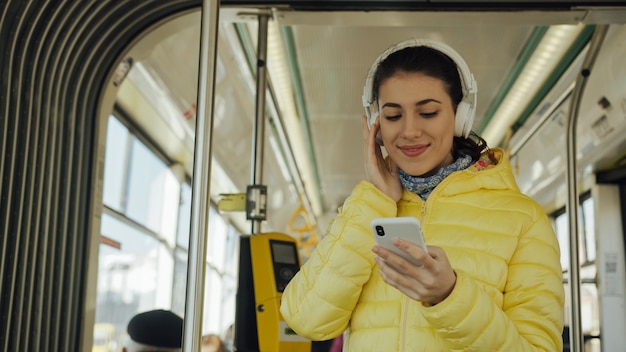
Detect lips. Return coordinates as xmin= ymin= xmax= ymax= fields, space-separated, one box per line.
xmin=399 ymin=144 xmax=428 ymax=157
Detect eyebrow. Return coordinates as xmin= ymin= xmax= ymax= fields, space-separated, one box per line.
xmin=381 ymin=99 xmax=442 ymax=109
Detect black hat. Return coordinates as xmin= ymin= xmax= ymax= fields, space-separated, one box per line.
xmin=127 ymin=309 xmax=183 ymax=348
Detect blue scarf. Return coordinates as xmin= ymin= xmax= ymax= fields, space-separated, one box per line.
xmin=398 ymin=154 xmax=473 ymax=200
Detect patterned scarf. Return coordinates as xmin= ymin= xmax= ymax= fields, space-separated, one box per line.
xmin=398 ymin=154 xmax=473 ymax=200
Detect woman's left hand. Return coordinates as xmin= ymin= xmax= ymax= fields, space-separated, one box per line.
xmin=373 ymin=239 xmax=456 ymax=305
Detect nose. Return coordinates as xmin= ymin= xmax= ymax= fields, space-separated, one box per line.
xmin=401 ymin=116 xmax=422 ymax=139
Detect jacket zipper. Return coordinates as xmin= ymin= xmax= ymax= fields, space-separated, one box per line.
xmin=400 ymin=167 xmax=466 ymax=350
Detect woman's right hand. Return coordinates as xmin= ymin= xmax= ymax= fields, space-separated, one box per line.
xmin=362 ymin=115 xmax=403 ymax=202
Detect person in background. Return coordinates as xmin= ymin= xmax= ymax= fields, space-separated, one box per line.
xmin=201 ymin=333 xmax=226 ymax=352
xmin=280 ymin=38 xmax=564 ymax=351
xmin=311 ymin=339 xmax=334 ymax=352
xmin=328 ymin=334 xmax=343 ymax=352
xmin=221 ymin=323 xmax=234 ymax=352
xmin=122 ymin=309 xmax=183 ymax=352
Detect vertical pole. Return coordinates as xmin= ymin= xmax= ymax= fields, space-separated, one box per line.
xmin=183 ymin=1 xmax=220 ymax=351
xmin=250 ymin=14 xmax=270 ymax=235
xmin=565 ymin=24 xmax=607 ymax=352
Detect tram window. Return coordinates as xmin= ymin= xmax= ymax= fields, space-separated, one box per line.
xmin=207 ymin=207 xmax=228 ymax=271
xmin=103 ymin=115 xmax=130 ymax=211
xmin=177 ymin=182 xmax=192 ymax=249
xmin=97 ymin=114 xmax=181 ymax=347
xmin=200 ymin=218 xmax=239 ymax=339
xmin=204 ymin=269 xmax=225 ymax=333
xmin=96 ymin=113 xmax=241 ymax=348
xmin=223 ymin=225 xmax=240 ymax=276
xmin=208 ymin=225 xmax=240 ymax=345
xmin=171 ymin=249 xmax=188 ymax=317
xmin=583 ymin=198 xmax=596 ymax=262
xmin=553 ymin=196 xmax=601 ymax=347
xmin=555 ymin=213 xmax=570 ymax=270
xmin=126 ymin=138 xmax=179 ymax=241
xmin=96 ymin=212 xmax=175 ymax=348
xmin=581 ymin=282 xmax=600 ymax=335
xmin=553 ymin=197 xmax=597 ymax=270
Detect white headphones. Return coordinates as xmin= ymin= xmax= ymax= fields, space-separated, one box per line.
xmin=362 ymin=38 xmax=477 ymax=140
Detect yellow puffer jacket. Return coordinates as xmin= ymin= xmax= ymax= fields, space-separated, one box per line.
xmin=280 ymin=148 xmax=564 ymax=351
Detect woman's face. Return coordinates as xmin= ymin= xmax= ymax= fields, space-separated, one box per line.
xmin=377 ymin=72 xmax=455 ymax=177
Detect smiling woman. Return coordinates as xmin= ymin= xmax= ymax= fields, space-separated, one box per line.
xmin=280 ymin=38 xmax=565 ymax=352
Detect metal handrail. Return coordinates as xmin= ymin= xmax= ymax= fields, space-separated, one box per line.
xmin=183 ymin=1 xmax=220 ymax=351
xmin=565 ymin=24 xmax=608 ymax=352
xmin=250 ymin=14 xmax=270 ymax=234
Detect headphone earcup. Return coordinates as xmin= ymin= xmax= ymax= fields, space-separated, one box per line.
xmin=455 ymin=101 xmax=473 ymax=137
xmin=365 ymin=101 xmax=384 ymax=145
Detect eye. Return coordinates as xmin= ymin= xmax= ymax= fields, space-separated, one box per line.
xmin=421 ymin=111 xmax=438 ymax=118
xmin=383 ymin=114 xmax=401 ymax=121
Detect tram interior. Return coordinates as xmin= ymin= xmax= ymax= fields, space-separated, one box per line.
xmin=92 ymin=4 xmax=626 ymax=352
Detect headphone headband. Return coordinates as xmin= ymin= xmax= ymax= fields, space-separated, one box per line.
xmin=362 ymin=38 xmax=477 ymax=138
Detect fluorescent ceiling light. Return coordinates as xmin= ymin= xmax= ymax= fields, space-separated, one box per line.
xmin=267 ymin=21 xmax=321 ymax=214
xmin=482 ymin=24 xmax=585 ymax=145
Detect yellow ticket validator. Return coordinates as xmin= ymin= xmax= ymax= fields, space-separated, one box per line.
xmin=235 ymin=232 xmax=310 ymax=352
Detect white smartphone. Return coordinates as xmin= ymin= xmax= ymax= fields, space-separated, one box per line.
xmin=370 ymin=217 xmax=428 ymax=266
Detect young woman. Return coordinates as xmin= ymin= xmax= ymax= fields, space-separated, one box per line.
xmin=280 ymin=39 xmax=564 ymax=351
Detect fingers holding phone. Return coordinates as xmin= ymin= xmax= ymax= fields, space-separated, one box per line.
xmin=371 ymin=217 xmax=456 ymax=305
xmin=371 ymin=217 xmax=427 ymax=267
